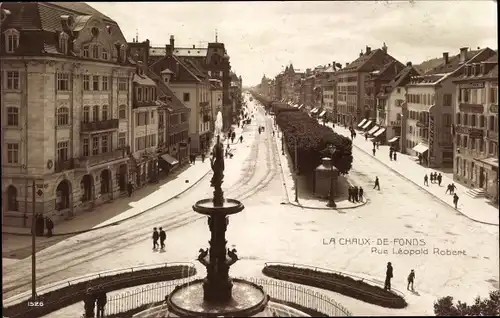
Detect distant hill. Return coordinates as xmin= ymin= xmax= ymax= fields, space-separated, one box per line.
xmin=415 ymin=57 xmax=444 ymax=74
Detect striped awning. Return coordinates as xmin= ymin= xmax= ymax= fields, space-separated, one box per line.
xmin=388 ymin=136 xmax=400 ymax=143
xmin=357 ymin=119 xmax=367 ymax=128
xmin=319 ymin=110 xmax=326 ymax=117
xmin=373 ymin=128 xmax=386 ymax=137
xmin=298 ymin=104 xmax=304 ymax=110
xmin=368 ymin=125 xmax=380 ymax=135
xmin=361 ymin=120 xmax=372 ymax=129
xmin=311 ymin=108 xmax=319 ymax=114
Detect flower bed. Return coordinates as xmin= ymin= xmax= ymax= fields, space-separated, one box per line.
xmin=3 ymin=265 xmax=196 ymax=318
xmin=263 ymin=265 xmax=407 ymax=309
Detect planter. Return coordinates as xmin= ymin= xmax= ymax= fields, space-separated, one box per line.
xmin=263 ymin=265 xmax=407 ymax=309
xmin=4 ymin=265 xmax=196 ymax=318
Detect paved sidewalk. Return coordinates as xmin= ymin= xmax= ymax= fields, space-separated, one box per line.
xmin=270 ymin=119 xmax=365 ymax=210
xmin=329 ymin=123 xmax=499 ymax=225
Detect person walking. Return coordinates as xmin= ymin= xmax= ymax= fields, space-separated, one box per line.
xmin=372 ymin=141 xmax=376 ymax=149
xmin=365 ymin=133 xmax=368 ymax=141
xmin=239 ymin=135 xmax=243 ymax=143
xmin=372 ymin=148 xmax=376 ymax=156
xmin=453 ymin=193 xmax=459 ymax=209
xmin=407 ymin=269 xmax=415 ymax=291
xmin=376 ymin=141 xmax=380 ymax=150
xmin=384 ymin=262 xmax=393 ymax=290
xmin=450 ymin=183 xmax=457 ymax=194
xmin=272 ymin=130 xmax=275 ymax=137
xmin=374 ymin=177 xmax=380 ymax=190
xmin=96 ymin=292 xmax=107 ymax=318
xmin=152 ymin=227 xmax=159 ymax=250
xmin=389 ymin=148 xmax=393 ymax=161
xmin=424 ymin=174 xmax=429 ymax=186
xmin=84 ymin=289 xmax=96 ymax=318
xmin=353 ymin=186 xmax=359 ymax=202
xmin=201 ymin=153 xmax=206 ymax=163
xmin=45 ymin=217 xmax=54 ymax=237
xmin=418 ymin=153 xmax=423 ymax=165
xmin=393 ymin=152 xmax=397 ymax=161
xmin=437 ymin=173 xmax=442 ymax=186
xmin=159 ymin=227 xmax=166 ymax=250
xmin=358 ymin=187 xmax=364 ymax=202
xmin=348 ymin=186 xmax=353 ymax=202
xmin=445 ymin=184 xmax=452 ymax=194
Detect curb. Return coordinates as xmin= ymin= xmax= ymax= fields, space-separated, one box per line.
xmin=348 ymin=137 xmax=498 ymax=226
xmin=4 ymin=167 xmax=213 ymax=237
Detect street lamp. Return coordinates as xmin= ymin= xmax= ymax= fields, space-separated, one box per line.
xmin=326 ymin=145 xmax=337 ymax=208
xmin=288 ymin=136 xmax=299 ymax=202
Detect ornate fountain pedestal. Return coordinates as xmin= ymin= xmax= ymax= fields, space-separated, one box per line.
xmin=164 ymin=136 xmax=270 ymax=317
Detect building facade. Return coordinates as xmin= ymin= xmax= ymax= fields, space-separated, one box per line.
xmin=452 ymin=53 xmax=498 ymax=204
xmin=1 ymin=2 xmax=134 ymax=226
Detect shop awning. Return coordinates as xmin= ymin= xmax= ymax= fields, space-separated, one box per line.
xmin=160 ymin=154 xmax=179 ymax=165
xmin=319 ymin=110 xmax=326 ymax=117
xmin=310 ymin=108 xmax=318 ymax=114
xmin=368 ymin=125 xmax=380 ymax=135
xmin=357 ymin=119 xmax=367 ymax=128
xmin=388 ymin=136 xmax=400 ymax=143
xmin=373 ymin=128 xmax=386 ymax=137
xmin=293 ymin=104 xmax=299 ymax=108
xmin=298 ymin=104 xmax=304 ymax=110
xmin=412 ymin=143 xmax=429 ymax=154
xmin=361 ymin=120 xmax=372 ymax=129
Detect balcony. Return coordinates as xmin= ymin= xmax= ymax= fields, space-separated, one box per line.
xmin=81 ymin=119 xmax=119 ymax=133
xmin=200 ymin=101 xmax=210 ymax=107
xmin=54 ymin=159 xmax=74 ymax=173
xmin=75 ymin=149 xmax=126 ymax=171
xmin=416 ymin=120 xmax=429 ymax=128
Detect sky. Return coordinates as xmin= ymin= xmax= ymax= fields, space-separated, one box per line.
xmin=90 ymin=1 xmax=498 ymax=86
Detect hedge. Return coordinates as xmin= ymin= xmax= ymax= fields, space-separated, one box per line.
xmin=3 ymin=265 xmax=196 ymax=318
xmin=263 ymin=265 xmax=407 ymax=309
xmin=276 ymin=111 xmax=352 ymax=174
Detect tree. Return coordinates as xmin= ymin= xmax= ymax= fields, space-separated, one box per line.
xmin=434 ymin=290 xmax=499 ymax=316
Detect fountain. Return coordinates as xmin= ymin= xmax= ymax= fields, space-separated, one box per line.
xmin=215 ymin=111 xmax=224 ymax=138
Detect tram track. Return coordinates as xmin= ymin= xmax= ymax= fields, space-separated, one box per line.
xmin=3 ymin=105 xmax=282 ymax=297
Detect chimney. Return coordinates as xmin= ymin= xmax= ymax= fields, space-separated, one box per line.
xmin=443 ymin=52 xmax=449 ymax=65
xmin=366 ymin=46 xmax=371 ymax=54
xmin=346 ymin=62 xmax=349 ymax=67
xmin=382 ymin=42 xmax=388 ymax=53
xmin=459 ymin=47 xmax=468 ymax=63
xmin=165 ymin=44 xmax=172 ymax=55
xmin=359 ymin=50 xmax=363 ymax=57
xmin=193 ymin=44 xmax=195 ymax=49
xmin=406 ymin=61 xmax=412 ymax=67
xmin=170 ymin=35 xmax=175 ymax=48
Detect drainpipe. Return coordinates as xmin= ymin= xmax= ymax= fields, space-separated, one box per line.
xmin=22 ymin=58 xmax=29 ymax=226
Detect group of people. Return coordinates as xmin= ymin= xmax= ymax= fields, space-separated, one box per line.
xmin=424 ymin=172 xmax=443 ymax=186
xmin=152 ymin=227 xmax=167 ymax=250
xmin=348 ymin=186 xmax=364 ymax=202
xmin=384 ymin=262 xmax=416 ymax=292
xmin=34 ymin=213 xmax=54 ymax=237
xmin=349 ymin=126 xmax=357 ymax=140
xmin=258 ymin=126 xmax=265 ymax=134
xmin=389 ymin=146 xmax=398 ymax=161
xmin=83 ymin=289 xmax=107 ymax=318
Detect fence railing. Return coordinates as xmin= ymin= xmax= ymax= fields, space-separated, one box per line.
xmin=3 ymin=262 xmax=194 ymax=307
xmin=264 ymin=262 xmax=406 ymax=298
xmin=105 ymin=277 xmax=352 ymax=317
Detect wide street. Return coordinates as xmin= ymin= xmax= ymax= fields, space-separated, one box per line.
xmin=3 ymin=95 xmax=499 ymax=315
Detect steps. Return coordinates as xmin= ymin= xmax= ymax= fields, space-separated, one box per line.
xmin=465 ymin=188 xmax=486 ymax=198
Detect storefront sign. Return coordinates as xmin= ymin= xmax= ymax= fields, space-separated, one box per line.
xmin=469 ymin=128 xmax=484 ymax=139
xmin=489 ymin=104 xmax=498 ymax=114
xmin=460 ymin=82 xmax=485 ymax=89
xmin=429 ymin=116 xmax=435 ymax=159
xmin=459 ymin=103 xmax=484 ymax=113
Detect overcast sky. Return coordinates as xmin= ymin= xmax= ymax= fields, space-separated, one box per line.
xmin=90 ymin=1 xmax=497 ymax=86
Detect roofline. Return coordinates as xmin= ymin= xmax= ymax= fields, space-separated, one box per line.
xmin=42 ymin=2 xmax=117 ymax=24
xmin=0 ymin=55 xmax=135 ymax=69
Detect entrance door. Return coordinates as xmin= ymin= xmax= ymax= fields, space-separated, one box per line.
xmin=479 ymin=167 xmax=485 ymax=188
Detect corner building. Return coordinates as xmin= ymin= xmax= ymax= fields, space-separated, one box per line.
xmin=1 ymin=2 xmax=134 ymax=226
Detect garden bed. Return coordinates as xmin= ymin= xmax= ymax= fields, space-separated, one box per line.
xmin=3 ymin=265 xmax=196 ymax=318
xmin=263 ymin=265 xmax=407 ymax=309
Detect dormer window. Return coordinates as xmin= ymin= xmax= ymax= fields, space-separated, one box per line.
xmin=120 ymin=44 xmax=126 ymax=61
xmin=83 ymin=45 xmax=89 ymax=58
xmin=4 ymin=29 xmax=20 ymax=53
xmin=59 ymin=32 xmax=68 ymax=54
xmin=464 ymin=66 xmax=469 ymax=77
xmin=92 ymin=45 xmax=99 ymax=59
xmin=102 ymin=48 xmax=109 ymax=60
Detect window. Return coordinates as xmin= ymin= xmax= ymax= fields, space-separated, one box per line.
xmin=471 ymin=89 xmax=477 ymax=104
xmin=83 ymin=106 xmax=90 ymax=123
xmin=118 ymin=132 xmax=126 ymax=148
xmin=101 ymin=134 xmax=109 ymax=153
xmin=92 ymin=105 xmax=99 ymax=121
xmin=118 ymin=78 xmax=127 ymax=91
xmin=4 ymin=29 xmax=20 ymax=53
xmin=83 ymin=75 xmax=90 ymax=90
xmin=183 ymin=92 xmax=190 ymax=102
xmin=57 ymin=141 xmax=69 ymax=162
xmin=92 ymin=75 xmax=99 ymax=91
xmin=463 ymin=136 xmax=468 ymax=149
xmin=102 ymin=105 xmax=109 ymax=121
xmin=101 ymin=76 xmax=109 ymax=91
xmin=456 ymin=113 xmax=461 ymax=125
xmin=479 ymin=138 xmax=484 ymax=152
xmin=456 ymin=134 xmax=461 ymax=147
xmin=135 ymin=136 xmax=146 ymax=150
xmin=479 ymin=115 xmax=485 ymax=128
xmin=102 ymin=48 xmax=109 ymax=60
xmin=7 ymin=186 xmax=18 ymax=211
xmin=5 ymin=71 xmax=20 ymax=89
xmin=137 ymin=87 xmax=143 ymax=101
xmin=490 ymin=86 xmax=498 ymax=104
xmin=7 ymin=107 xmax=19 ymax=126
xmin=135 ymin=112 xmax=148 ymax=126
xmin=443 ymin=114 xmax=452 ymax=126
xmin=471 ymin=114 xmax=476 ymax=127
xmin=119 ymin=105 xmax=127 ymax=119
xmin=92 ymin=45 xmax=99 ymax=59
xmin=92 ymin=136 xmax=99 ymax=155
xmin=83 ymin=46 xmax=90 ymax=58
xmin=59 ymin=33 xmax=68 ymax=54
xmin=82 ymin=138 xmax=90 ymax=157
xmin=57 ymin=107 xmax=69 ymax=126
xmin=489 ymin=141 xmax=495 ymax=154
xmin=57 ymin=73 xmax=70 ymax=91
xmin=463 ymin=114 xmax=468 ymax=125
xmin=6 ymin=143 xmax=19 ymax=163
xmin=443 ymin=94 xmax=452 ymax=107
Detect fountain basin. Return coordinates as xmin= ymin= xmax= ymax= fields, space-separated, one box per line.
xmin=193 ymin=199 xmax=244 ymax=216
xmin=166 ymin=278 xmax=270 ymax=317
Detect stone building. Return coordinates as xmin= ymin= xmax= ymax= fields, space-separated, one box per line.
xmin=452 ymin=53 xmax=498 ymax=204
xmin=1 ymin=2 xmax=134 ymax=226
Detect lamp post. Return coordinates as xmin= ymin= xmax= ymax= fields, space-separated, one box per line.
xmin=327 ymin=145 xmax=337 ymax=208
xmin=289 ymin=136 xmax=299 ymax=202
xmin=30 ymin=179 xmax=37 ymax=301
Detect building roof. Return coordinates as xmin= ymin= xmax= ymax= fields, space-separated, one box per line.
xmin=338 ymin=48 xmax=393 ymax=73
xmin=160 ymin=68 xmax=175 ymax=74
xmin=145 ymin=68 xmax=189 ymax=113
xmin=133 ymin=73 xmax=156 ymax=86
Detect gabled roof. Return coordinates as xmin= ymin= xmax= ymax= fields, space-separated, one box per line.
xmin=133 ymin=73 xmax=156 ymax=86
xmin=425 ymin=49 xmax=483 ymax=75
xmin=339 ymin=49 xmax=399 ymax=73
xmin=160 ymin=68 xmax=175 ymax=75
xmin=145 ymin=68 xmax=189 ymax=113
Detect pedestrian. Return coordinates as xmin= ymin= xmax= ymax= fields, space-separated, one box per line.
xmin=376 ymin=141 xmax=380 ymax=150
xmin=384 ymin=262 xmax=393 ymax=290
xmin=45 ymin=217 xmax=54 ymax=237
xmin=424 ymin=174 xmax=429 ymax=186
xmin=365 ymin=133 xmax=368 ymax=141
xmin=418 ymin=153 xmax=422 ymax=165
xmin=37 ymin=214 xmax=45 ymax=236
xmin=372 ymin=148 xmax=376 ymax=156
xmin=348 ymin=186 xmax=353 ymax=202
xmin=201 ymin=153 xmax=206 ymax=163
xmin=393 ymin=152 xmax=397 ymax=161
xmin=359 ymin=187 xmax=364 ymax=202
xmin=84 ymin=289 xmax=96 ymax=318
xmin=374 ymin=177 xmax=380 ymax=190
xmin=352 ymin=186 xmax=358 ymax=202
xmin=127 ymin=182 xmax=133 ymax=197
xmin=450 ymin=183 xmax=457 ymax=194
xmin=430 ymin=172 xmax=434 ymax=183
xmin=407 ymin=269 xmax=415 ymax=291
xmin=159 ymin=227 xmax=166 ymax=250
xmin=372 ymin=141 xmax=376 ymax=148
xmin=152 ymin=227 xmax=159 ymax=250
xmin=389 ymin=149 xmax=393 ymax=161
xmin=239 ymin=135 xmax=243 ymax=143
xmin=437 ymin=173 xmax=442 ymax=186
xmin=231 ymin=134 xmax=235 ymax=144
xmin=96 ymin=292 xmax=107 ymax=318
xmin=445 ymin=184 xmax=452 ymax=194
xmin=453 ymin=193 xmax=459 ymax=209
